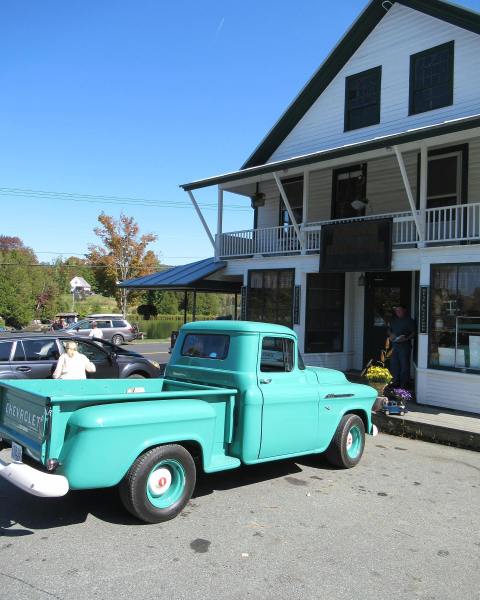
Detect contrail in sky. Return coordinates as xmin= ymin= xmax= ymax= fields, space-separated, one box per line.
xmin=214 ymin=17 xmax=225 ymax=38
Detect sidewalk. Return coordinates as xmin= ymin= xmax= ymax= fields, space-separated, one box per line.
xmin=345 ymin=372 xmax=480 ymax=452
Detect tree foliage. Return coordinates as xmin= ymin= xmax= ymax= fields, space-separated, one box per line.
xmin=87 ymin=213 xmax=159 ymax=315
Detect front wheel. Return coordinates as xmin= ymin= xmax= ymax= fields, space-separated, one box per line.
xmin=119 ymin=444 xmax=196 ymax=523
xmin=112 ymin=334 xmax=124 ymax=345
xmin=325 ymin=414 xmax=365 ymax=469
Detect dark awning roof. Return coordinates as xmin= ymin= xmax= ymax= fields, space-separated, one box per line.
xmin=118 ymin=257 xmax=241 ymax=293
xmin=180 ymin=115 xmax=480 ymax=191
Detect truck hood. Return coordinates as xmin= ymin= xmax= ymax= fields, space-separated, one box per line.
xmin=306 ymin=366 xmax=376 ymax=398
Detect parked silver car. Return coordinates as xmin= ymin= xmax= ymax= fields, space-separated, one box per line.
xmin=63 ymin=317 xmax=137 ymax=345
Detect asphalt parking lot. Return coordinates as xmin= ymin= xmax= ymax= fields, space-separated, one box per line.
xmin=1 ymin=434 xmax=479 ymax=600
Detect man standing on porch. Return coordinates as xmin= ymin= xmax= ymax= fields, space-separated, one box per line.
xmin=388 ymin=305 xmax=416 ymax=389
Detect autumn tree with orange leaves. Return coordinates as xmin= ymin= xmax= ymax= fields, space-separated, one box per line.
xmin=87 ymin=213 xmax=159 ymax=316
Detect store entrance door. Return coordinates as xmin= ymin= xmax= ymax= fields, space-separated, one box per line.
xmin=363 ymin=272 xmax=412 ymax=366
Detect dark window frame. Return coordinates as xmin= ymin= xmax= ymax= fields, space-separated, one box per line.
xmin=331 ymin=163 xmax=367 ymax=220
xmin=415 ymin=143 xmax=469 ymax=209
xmin=428 ymin=262 xmax=480 ymax=374
xmin=344 ymin=66 xmax=382 ymax=132
xmin=247 ymin=268 xmax=295 ymax=329
xmin=305 ymin=273 xmax=346 ymax=354
xmin=409 ymin=41 xmax=454 ymax=116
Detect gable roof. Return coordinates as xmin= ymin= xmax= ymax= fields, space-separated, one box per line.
xmin=242 ymin=0 xmax=480 ymax=170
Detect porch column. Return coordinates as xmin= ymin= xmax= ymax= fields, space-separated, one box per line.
xmin=216 ymin=187 xmax=224 ymax=260
xmin=419 ymin=145 xmax=428 ymax=247
xmin=301 ymin=170 xmax=309 ymax=254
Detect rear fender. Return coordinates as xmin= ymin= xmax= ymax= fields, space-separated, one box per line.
xmin=59 ymin=399 xmax=222 ymax=489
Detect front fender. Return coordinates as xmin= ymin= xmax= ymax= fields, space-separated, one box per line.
xmin=58 ymin=399 xmax=219 ymax=489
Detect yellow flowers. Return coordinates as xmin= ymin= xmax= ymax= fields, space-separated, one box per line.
xmin=365 ymin=365 xmax=393 ymax=383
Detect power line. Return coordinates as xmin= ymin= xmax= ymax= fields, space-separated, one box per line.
xmin=0 ymin=187 xmax=252 ymax=212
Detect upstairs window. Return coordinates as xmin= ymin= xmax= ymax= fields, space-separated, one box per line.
xmin=344 ymin=66 xmax=381 ymax=131
xmin=279 ymin=177 xmax=303 ymax=227
xmin=409 ymin=41 xmax=454 ymax=115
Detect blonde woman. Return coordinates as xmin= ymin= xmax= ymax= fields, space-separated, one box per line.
xmin=53 ymin=341 xmax=96 ymax=380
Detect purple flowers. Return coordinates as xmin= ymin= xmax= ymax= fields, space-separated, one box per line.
xmin=391 ymin=388 xmax=413 ymax=402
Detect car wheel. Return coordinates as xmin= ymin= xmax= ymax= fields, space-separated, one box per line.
xmin=128 ymin=374 xmax=146 ymax=379
xmin=119 ymin=444 xmax=196 ymax=523
xmin=325 ymin=414 xmax=365 ymax=469
xmin=112 ymin=334 xmax=124 ymax=346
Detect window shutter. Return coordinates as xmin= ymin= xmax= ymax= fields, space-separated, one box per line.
xmin=240 ymin=286 xmax=248 ymax=321
xmin=293 ymin=285 xmax=301 ymax=325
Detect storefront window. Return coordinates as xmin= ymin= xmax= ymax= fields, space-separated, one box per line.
xmin=305 ymin=273 xmax=345 ymax=353
xmin=429 ymin=264 xmax=480 ymax=371
xmin=247 ymin=269 xmax=294 ymax=328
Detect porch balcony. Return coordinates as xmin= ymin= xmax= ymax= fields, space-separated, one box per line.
xmin=216 ymin=202 xmax=480 ymax=259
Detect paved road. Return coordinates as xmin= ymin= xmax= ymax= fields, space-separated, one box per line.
xmin=130 ymin=341 xmax=170 ymax=365
xmin=1 ymin=435 xmax=479 ymax=600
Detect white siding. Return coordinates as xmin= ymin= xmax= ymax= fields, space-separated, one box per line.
xmin=269 ymin=4 xmax=480 ymax=163
xmin=416 ymin=368 xmax=480 ymax=414
xmin=468 ymin=137 xmax=480 ymax=201
xmin=256 ymin=180 xmax=279 ymax=229
xmin=308 ymin=169 xmax=332 ymax=222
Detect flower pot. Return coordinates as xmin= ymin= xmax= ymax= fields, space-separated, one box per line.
xmin=368 ymin=381 xmax=388 ymax=395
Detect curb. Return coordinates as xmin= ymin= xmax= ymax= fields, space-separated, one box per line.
xmin=372 ymin=412 xmax=480 ymax=452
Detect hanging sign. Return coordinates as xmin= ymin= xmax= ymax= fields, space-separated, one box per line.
xmin=419 ymin=286 xmax=429 ymax=334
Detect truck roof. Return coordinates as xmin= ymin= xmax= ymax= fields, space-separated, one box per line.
xmin=181 ymin=320 xmax=296 ymax=336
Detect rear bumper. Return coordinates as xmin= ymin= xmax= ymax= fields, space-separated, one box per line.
xmin=0 ymin=458 xmax=69 ymax=498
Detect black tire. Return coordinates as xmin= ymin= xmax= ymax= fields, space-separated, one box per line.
xmin=112 ymin=334 xmax=124 ymax=346
xmin=127 ymin=374 xmax=146 ymax=379
xmin=119 ymin=444 xmax=196 ymax=523
xmin=325 ymin=414 xmax=365 ymax=469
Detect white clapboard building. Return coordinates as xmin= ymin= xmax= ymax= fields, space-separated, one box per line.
xmin=180 ymin=0 xmax=480 ymax=414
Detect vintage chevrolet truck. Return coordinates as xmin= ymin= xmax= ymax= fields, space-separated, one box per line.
xmin=0 ymin=321 xmax=377 ymax=523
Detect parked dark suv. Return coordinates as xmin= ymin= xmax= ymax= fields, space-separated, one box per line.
xmin=0 ymin=334 xmax=162 ymax=380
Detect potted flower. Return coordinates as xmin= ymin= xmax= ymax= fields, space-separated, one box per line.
xmin=364 ymin=364 xmax=393 ymax=395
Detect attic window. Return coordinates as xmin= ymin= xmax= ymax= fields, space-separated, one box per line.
xmin=409 ymin=41 xmax=454 ymax=115
xmin=344 ymin=66 xmax=382 ymax=132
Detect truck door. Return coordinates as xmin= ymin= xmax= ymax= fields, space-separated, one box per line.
xmin=258 ymin=335 xmax=319 ymax=458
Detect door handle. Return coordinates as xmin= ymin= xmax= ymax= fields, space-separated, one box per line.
xmin=16 ymin=366 xmax=31 ymax=372
xmin=259 ymin=378 xmax=272 ymax=384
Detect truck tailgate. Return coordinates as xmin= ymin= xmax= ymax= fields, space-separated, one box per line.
xmin=0 ymin=385 xmax=49 ymax=461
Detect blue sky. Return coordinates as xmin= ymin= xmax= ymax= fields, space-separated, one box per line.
xmin=2 ymin=0 xmax=480 ymax=265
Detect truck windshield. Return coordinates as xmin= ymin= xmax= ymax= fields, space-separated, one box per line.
xmin=181 ymin=334 xmax=230 ymax=360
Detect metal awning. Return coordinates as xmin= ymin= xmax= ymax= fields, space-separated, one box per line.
xmin=180 ymin=114 xmax=480 ymax=191
xmin=118 ymin=257 xmax=241 ymax=293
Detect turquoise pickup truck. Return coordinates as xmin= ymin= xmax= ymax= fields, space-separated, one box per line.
xmin=0 ymin=321 xmax=377 ymax=523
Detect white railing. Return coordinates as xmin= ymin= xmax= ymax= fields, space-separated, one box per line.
xmin=217 ymin=202 xmax=480 ymax=258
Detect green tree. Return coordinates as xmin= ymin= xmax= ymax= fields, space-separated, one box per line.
xmin=87 ymin=213 xmax=159 ymax=315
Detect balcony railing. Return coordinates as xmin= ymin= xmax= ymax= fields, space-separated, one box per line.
xmin=217 ymin=202 xmax=480 ymax=259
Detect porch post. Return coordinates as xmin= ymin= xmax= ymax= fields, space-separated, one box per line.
xmin=393 ymin=145 xmax=425 ymax=244
xmin=186 ymin=190 xmax=216 ymax=248
xmin=234 ymin=293 xmax=238 ymax=320
xmin=301 ymin=170 xmax=309 ymax=254
xmin=183 ymin=290 xmax=188 ymax=324
xmin=419 ymin=145 xmax=428 ymax=247
xmin=273 ymin=172 xmax=305 ymax=250
xmin=216 ymin=187 xmax=224 ymax=260
xmin=192 ymin=290 xmax=197 ymax=322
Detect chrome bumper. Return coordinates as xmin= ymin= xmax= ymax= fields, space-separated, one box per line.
xmin=0 ymin=458 xmax=69 ymax=498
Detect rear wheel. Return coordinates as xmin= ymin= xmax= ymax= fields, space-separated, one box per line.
xmin=112 ymin=334 xmax=124 ymax=346
xmin=119 ymin=444 xmax=196 ymax=523
xmin=326 ymin=414 xmax=365 ymax=469
xmin=127 ymin=373 xmax=146 ymax=379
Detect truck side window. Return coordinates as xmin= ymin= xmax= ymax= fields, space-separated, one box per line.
xmin=260 ymin=337 xmax=294 ymax=373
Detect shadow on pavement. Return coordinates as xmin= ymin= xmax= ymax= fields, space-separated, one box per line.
xmin=0 ymin=454 xmax=336 ymax=532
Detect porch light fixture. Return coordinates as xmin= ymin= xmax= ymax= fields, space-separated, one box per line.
xmin=351 ymin=198 xmax=369 ymax=211
xmin=250 ymin=183 xmax=266 ymax=209
xmin=358 ymin=273 xmax=366 ymax=287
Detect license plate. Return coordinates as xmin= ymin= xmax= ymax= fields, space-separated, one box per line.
xmin=11 ymin=441 xmax=23 ymax=463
